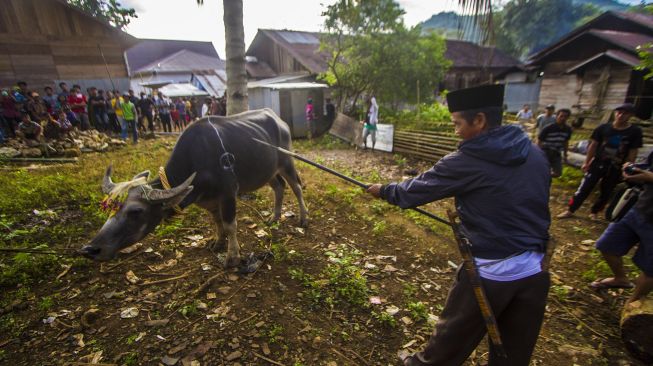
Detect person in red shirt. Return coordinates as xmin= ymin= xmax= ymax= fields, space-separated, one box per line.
xmin=67 ymin=85 xmax=90 ymax=130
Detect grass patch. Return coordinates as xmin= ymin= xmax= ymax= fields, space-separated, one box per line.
xmin=0 ymin=140 xmax=174 ymax=291
xmin=289 ymin=246 xmax=371 ymax=310
xmin=553 ymin=166 xmax=583 ymax=189
xmin=407 ymin=301 xmax=429 ymax=322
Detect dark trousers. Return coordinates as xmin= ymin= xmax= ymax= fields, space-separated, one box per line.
xmin=160 ymin=113 xmax=172 ymax=132
xmin=127 ymin=119 xmax=137 ymax=143
xmin=108 ymin=113 xmax=120 ymax=133
xmin=568 ymin=160 xmax=622 ymax=214
xmin=407 ymin=268 xmax=549 ymax=366
xmin=94 ymin=112 xmax=108 ymax=132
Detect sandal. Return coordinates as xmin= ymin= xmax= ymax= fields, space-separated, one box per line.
xmin=590 ymin=278 xmax=634 ymax=289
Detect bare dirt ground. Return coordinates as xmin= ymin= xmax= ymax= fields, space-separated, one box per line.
xmin=0 ymin=136 xmax=646 ymax=366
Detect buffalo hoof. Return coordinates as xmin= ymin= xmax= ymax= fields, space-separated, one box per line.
xmin=224 ymin=255 xmax=241 ymax=269
xmin=208 ymin=238 xmax=227 ymax=251
xmin=299 ymin=218 xmax=309 ymax=228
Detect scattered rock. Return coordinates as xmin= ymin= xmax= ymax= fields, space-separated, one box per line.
xmin=125 ymin=270 xmax=140 ymax=284
xmin=225 ymin=351 xmax=242 ymax=361
xmin=217 ymin=286 xmax=231 ymax=294
xmin=558 ymin=344 xmax=599 ymax=357
xmin=23 ymin=147 xmax=42 ymax=157
xmin=162 ymin=355 xmax=180 ymax=365
xmin=144 ymin=319 xmax=170 ymax=327
xmin=0 ymin=147 xmax=20 ymax=158
xmin=80 ymin=308 xmax=101 ymax=328
xmin=120 ymin=307 xmax=139 ymax=319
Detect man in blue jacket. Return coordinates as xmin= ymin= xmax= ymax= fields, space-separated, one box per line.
xmin=367 ymin=84 xmax=551 ymax=366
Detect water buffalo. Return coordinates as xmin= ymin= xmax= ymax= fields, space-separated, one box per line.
xmin=79 ymin=108 xmax=308 ymax=267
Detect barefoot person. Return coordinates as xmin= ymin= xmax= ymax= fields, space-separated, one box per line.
xmin=589 ymin=150 xmax=653 ymax=302
xmin=366 ymin=84 xmax=551 ymax=366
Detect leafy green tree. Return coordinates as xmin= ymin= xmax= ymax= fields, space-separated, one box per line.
xmin=494 ymin=0 xmax=600 ymax=59
xmin=67 ymin=0 xmax=136 ymax=29
xmin=320 ymin=0 xmax=450 ymax=112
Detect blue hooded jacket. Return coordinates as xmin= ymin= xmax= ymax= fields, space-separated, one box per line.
xmin=381 ymin=125 xmax=551 ymax=259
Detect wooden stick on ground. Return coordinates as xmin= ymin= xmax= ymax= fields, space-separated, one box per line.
xmin=139 ymin=272 xmax=190 ymax=286
xmin=343 ymin=347 xmax=371 ymax=366
xmin=101 ymin=251 xmax=144 ymax=273
xmin=330 ymin=348 xmax=358 ymax=365
xmin=551 ymin=298 xmax=609 ymax=340
xmin=251 ymin=351 xmax=286 ymax=366
xmin=194 ymin=271 xmax=224 ymax=295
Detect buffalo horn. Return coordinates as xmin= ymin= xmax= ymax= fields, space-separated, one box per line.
xmin=132 ymin=170 xmax=151 ymax=181
xmin=102 ymin=165 xmax=116 ymax=194
xmin=146 ymin=173 xmax=197 ymax=202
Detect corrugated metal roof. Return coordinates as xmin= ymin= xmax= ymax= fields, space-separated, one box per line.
xmin=158 ymin=83 xmax=208 ymax=97
xmin=248 ymin=29 xmax=520 ymax=75
xmin=251 ymin=30 xmax=330 ymax=74
xmin=193 ymin=73 xmax=227 ymax=96
xmin=565 ymin=49 xmax=642 ymax=73
xmin=277 ymin=31 xmax=320 ymax=44
xmin=528 ymin=11 xmax=653 ymax=65
xmin=248 ymin=73 xmax=312 ymax=88
xmin=444 ymin=40 xmax=520 ymax=68
xmin=246 ymin=59 xmax=278 ymax=79
xmin=135 ymin=50 xmax=225 ymax=74
xmin=126 ymin=39 xmax=220 ymax=76
xmin=588 ymin=29 xmax=653 ymax=52
xmin=260 ymin=82 xmax=328 ymax=90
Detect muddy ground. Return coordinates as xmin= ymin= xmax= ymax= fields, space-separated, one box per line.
xmin=0 ymin=136 xmax=646 ymax=366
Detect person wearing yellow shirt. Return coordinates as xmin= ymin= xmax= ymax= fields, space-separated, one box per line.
xmin=111 ymin=92 xmax=127 ymax=139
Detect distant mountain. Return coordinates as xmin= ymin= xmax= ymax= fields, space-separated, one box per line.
xmin=419 ymin=12 xmax=482 ymax=42
xmin=418 ymin=0 xmax=633 ymax=41
xmin=573 ymin=0 xmax=629 ymax=11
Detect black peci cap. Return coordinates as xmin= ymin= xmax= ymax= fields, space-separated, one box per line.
xmin=615 ymin=103 xmax=635 ymax=114
xmin=446 ymin=84 xmax=505 ymax=113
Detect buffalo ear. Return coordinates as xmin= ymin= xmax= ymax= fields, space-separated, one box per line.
xmin=102 ymin=165 xmax=116 ymax=194
xmin=132 ymin=170 xmax=151 ymax=181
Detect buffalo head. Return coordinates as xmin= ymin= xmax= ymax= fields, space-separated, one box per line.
xmin=79 ymin=166 xmax=195 ymax=261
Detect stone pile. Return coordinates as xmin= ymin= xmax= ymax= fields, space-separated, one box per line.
xmin=0 ymin=130 xmax=127 ymax=159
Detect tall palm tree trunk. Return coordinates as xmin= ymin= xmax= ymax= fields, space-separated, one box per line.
xmin=223 ymin=0 xmax=248 ymax=115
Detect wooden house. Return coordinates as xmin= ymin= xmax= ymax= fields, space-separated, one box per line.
xmin=246 ymin=30 xmax=331 ymax=137
xmin=246 ymin=29 xmax=329 ymax=80
xmin=527 ymin=11 xmax=653 ymax=121
xmin=0 ymin=0 xmax=137 ymax=92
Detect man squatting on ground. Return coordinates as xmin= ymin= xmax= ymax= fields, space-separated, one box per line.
xmin=589 ymin=149 xmax=653 ymax=300
xmin=367 ymin=84 xmax=551 ymax=366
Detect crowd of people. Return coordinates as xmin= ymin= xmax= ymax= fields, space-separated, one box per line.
xmin=0 ymin=81 xmax=227 ymax=146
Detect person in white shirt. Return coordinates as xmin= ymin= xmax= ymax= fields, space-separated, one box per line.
xmin=201 ymin=98 xmax=211 ymax=117
xmin=516 ymin=104 xmax=533 ymax=132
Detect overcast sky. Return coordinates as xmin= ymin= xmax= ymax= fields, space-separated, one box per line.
xmin=122 ymin=0 xmax=461 ymax=57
